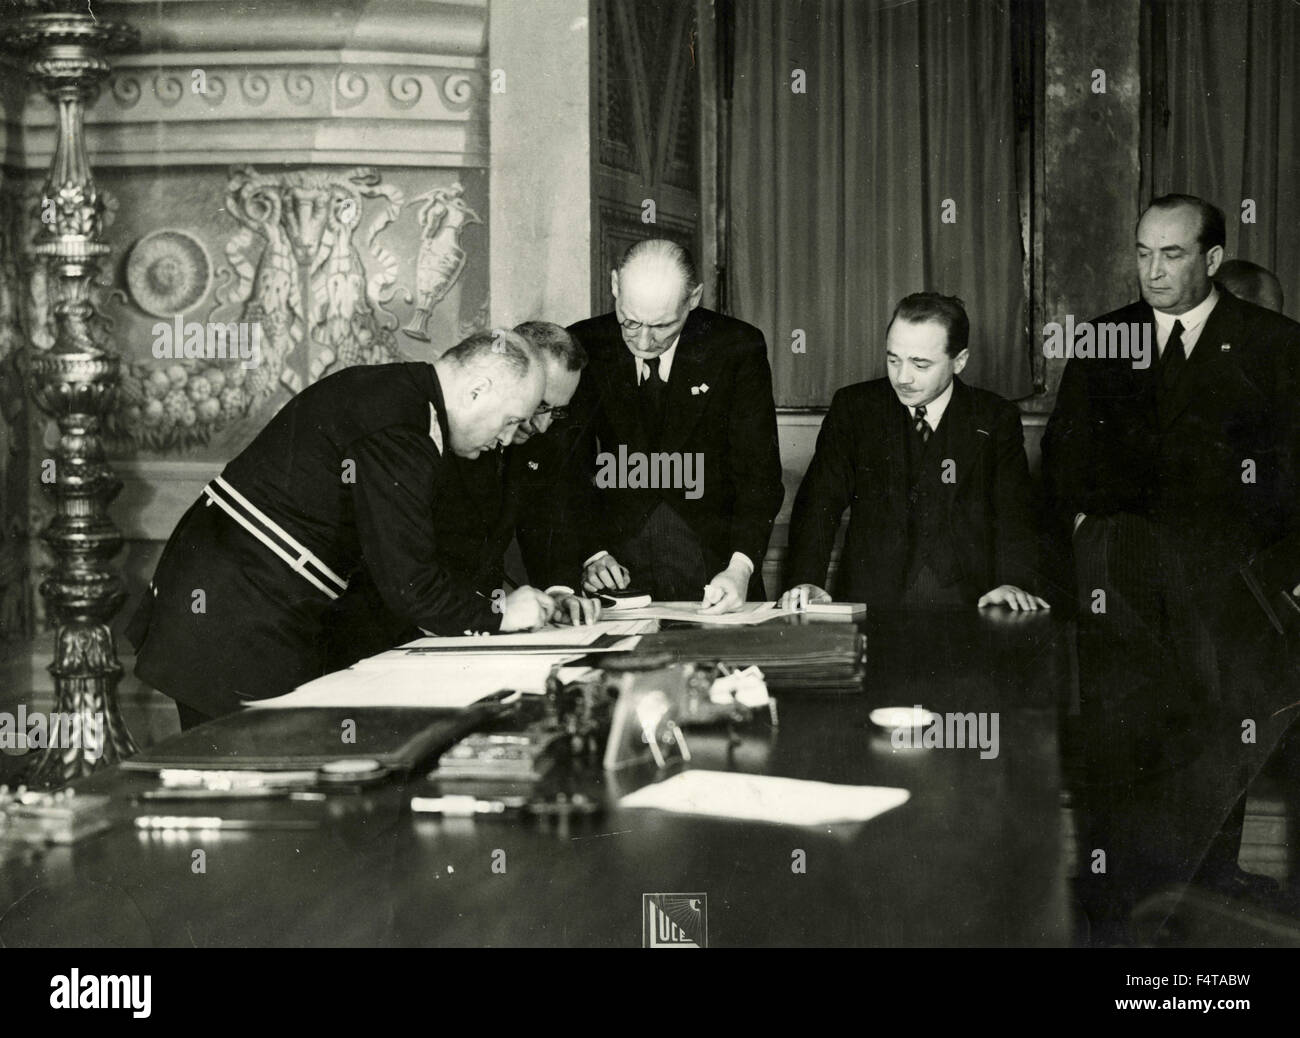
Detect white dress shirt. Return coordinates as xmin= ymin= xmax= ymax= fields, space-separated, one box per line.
xmin=1073 ymin=289 xmax=1221 ymax=535
xmin=636 ymin=337 xmax=680 ymax=383
xmin=580 ymin=335 xmax=753 ymax=588
xmin=1153 ymin=286 xmax=1219 ymax=358
xmin=905 ymin=378 xmax=954 ymax=433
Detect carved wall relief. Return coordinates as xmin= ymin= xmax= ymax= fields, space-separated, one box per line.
xmin=107 ymin=166 xmax=486 ymax=453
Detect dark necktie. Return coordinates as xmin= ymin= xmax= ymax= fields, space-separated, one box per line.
xmin=640 ymin=360 xmax=667 ymax=435
xmin=913 ymin=403 xmax=931 ymax=445
xmin=1159 ymin=320 xmax=1186 ymax=393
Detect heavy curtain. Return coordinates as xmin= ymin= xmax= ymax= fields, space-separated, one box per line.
xmin=729 ymin=0 xmax=1028 ymax=407
xmin=1153 ymin=0 xmax=1300 ymax=320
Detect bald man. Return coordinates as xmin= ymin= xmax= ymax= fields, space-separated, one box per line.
xmin=127 ymin=329 xmax=555 ymax=725
xmin=561 ymin=240 xmax=784 ymax=611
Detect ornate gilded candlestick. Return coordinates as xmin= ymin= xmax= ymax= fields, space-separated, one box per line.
xmin=7 ymin=4 xmax=139 ymax=784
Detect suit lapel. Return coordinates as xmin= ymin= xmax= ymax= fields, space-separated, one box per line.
xmin=884 ymin=390 xmax=910 ymax=509
xmin=1158 ymin=294 xmax=1238 ymax=429
xmin=596 ymin=326 xmax=648 ymax=451
xmin=658 ymin=310 xmax=713 ymax=454
xmin=937 ymin=379 xmax=978 ymax=501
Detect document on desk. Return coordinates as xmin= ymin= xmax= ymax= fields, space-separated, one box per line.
xmin=249 ymin=653 xmax=574 ymax=710
xmin=619 ymin=771 xmax=910 ymax=827
xmin=611 ymin=601 xmax=785 ymax=625
xmin=389 ymin=626 xmax=643 ymax=656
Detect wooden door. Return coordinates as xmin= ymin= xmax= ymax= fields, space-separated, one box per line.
xmin=590 ymin=0 xmax=705 ymax=314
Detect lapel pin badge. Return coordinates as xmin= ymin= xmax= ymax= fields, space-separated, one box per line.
xmin=1220 ymin=342 xmax=1231 ymax=352
xmin=528 ymin=460 xmax=539 ymax=470
xmin=692 ymin=383 xmax=709 ymax=395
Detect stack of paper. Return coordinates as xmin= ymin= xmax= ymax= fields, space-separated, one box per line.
xmin=606 ymin=601 xmax=865 ymax=625
xmin=250 ymin=624 xmax=649 ymax=710
xmin=251 ymin=653 xmax=573 ymax=710
xmin=629 ymin=625 xmax=866 ymax=692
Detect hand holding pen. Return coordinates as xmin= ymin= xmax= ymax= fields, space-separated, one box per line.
xmin=550 ymin=592 xmax=602 ymax=627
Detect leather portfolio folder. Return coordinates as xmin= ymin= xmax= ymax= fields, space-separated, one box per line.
xmin=121 ymin=706 xmax=497 ymax=772
xmin=626 ymin=625 xmax=866 ymax=692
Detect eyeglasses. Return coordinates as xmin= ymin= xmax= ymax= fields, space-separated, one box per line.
xmin=615 ymin=303 xmax=686 ymax=334
xmin=534 ymin=403 xmax=570 ymax=421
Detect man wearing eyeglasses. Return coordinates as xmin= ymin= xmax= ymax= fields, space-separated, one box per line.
xmin=561 ymin=239 xmax=784 ymax=611
xmin=321 ymin=321 xmax=604 ymax=673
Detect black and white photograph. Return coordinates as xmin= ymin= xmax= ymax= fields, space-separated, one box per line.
xmin=0 ymin=0 xmax=1298 ymax=1009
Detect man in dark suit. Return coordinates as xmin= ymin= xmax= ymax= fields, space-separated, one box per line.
xmin=1041 ymin=193 xmax=1300 ymax=938
xmin=321 ymin=322 xmax=604 ymax=673
xmin=781 ymin=292 xmax=1047 ymax=612
xmin=563 ymin=239 xmax=784 ymax=611
xmin=126 ymin=329 xmax=560 ymax=726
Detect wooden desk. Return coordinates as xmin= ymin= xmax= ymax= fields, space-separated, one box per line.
xmin=0 ymin=609 xmax=1071 ymax=947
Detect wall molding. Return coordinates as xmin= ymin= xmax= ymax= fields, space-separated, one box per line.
xmin=0 ymin=2 xmax=489 ymax=169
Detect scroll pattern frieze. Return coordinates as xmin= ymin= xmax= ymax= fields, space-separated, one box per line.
xmin=98 ymin=65 xmax=484 ymax=119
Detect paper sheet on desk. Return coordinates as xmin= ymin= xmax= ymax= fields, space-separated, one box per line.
xmin=391 ymin=626 xmax=644 ymax=656
xmin=610 ymin=601 xmax=796 ymax=625
xmin=608 ymin=602 xmax=864 ymax=624
xmin=248 ymin=654 xmax=574 ymax=709
xmin=619 ymin=771 xmax=910 ymax=826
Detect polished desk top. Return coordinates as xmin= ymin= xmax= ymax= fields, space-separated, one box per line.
xmin=0 ymin=608 xmax=1070 ymax=947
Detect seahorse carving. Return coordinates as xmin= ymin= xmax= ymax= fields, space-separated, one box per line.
xmin=224 ymin=170 xmax=304 ymax=401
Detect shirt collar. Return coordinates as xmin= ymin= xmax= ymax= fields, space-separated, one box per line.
xmin=905 ymin=378 xmax=955 ymax=429
xmin=1152 ymin=286 xmax=1219 ymax=340
xmin=635 ymin=336 xmax=681 ymax=383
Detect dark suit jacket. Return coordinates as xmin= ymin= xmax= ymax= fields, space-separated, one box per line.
xmin=321 ymin=430 xmax=584 ymax=672
xmin=127 ymin=363 xmax=501 ymax=716
xmin=564 ymin=307 xmax=785 ymax=591
xmin=1041 ymin=289 xmax=1300 ymax=580
xmin=785 ymin=377 xmax=1040 ymax=607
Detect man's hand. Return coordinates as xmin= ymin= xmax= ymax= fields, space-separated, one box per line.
xmin=700 ymin=565 xmax=748 ymax=614
xmin=977 ymin=585 xmax=1051 ymax=611
xmin=499 ymin=586 xmax=558 ymax=631
xmin=551 ymin=592 xmax=602 ymax=627
xmin=581 ymin=553 xmax=630 ymax=592
xmin=778 ymin=583 xmax=832 ymax=610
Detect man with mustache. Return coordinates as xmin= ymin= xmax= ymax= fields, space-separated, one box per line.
xmin=781 ymin=291 xmax=1046 ymax=612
